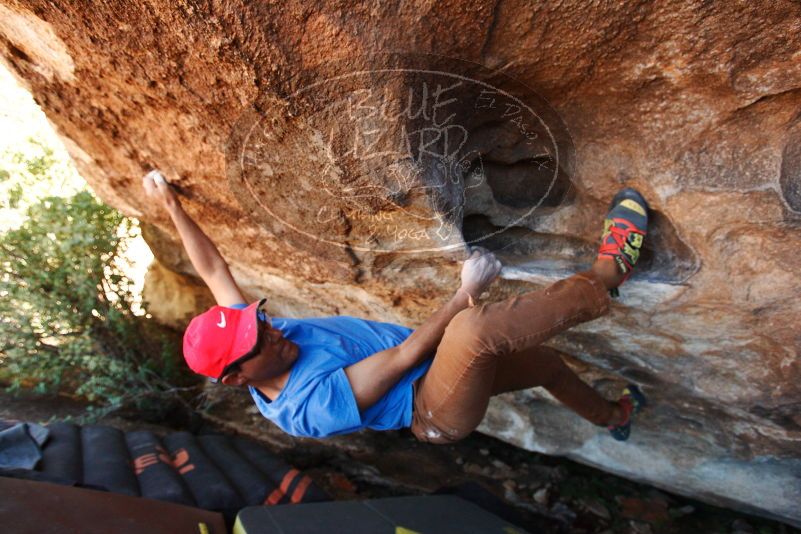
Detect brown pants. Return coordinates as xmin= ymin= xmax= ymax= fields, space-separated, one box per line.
xmin=411 ymin=270 xmax=615 ymax=444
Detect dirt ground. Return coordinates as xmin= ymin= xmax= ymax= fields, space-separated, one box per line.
xmin=0 ymin=389 xmax=796 ymax=534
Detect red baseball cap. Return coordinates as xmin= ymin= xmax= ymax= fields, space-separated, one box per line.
xmin=182 ymin=299 xmax=266 ymax=379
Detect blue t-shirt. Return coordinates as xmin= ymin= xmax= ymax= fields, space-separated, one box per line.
xmin=229 ymin=304 xmax=431 ymax=438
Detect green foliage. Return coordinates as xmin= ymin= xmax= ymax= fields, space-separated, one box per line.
xmin=0 ymin=191 xmax=192 ymax=419
xmin=13 ymin=139 xmax=56 ymax=178
xmin=0 ymin=137 xmax=84 ymax=226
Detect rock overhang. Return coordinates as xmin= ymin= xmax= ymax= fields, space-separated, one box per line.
xmin=1 ymin=0 xmax=799 ymax=526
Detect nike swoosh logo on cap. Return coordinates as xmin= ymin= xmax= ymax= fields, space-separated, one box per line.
xmin=217 ymin=312 xmax=226 ymax=328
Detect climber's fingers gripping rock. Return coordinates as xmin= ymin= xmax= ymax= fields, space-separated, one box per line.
xmin=459 ymin=246 xmax=503 ymax=304
xmin=142 ymin=170 xmax=178 ymax=211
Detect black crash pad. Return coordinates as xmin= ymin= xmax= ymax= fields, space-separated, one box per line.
xmin=233 ymin=494 xmax=530 ymax=534
xmin=0 ymin=419 xmax=329 ymax=513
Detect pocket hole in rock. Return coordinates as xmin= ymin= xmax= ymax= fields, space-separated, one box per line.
xmin=482 ymin=159 xmax=574 ymax=209
xmin=460 ymin=118 xmax=576 ymax=213
xmin=635 ymin=209 xmax=700 ymax=283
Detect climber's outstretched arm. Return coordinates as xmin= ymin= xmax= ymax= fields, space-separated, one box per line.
xmin=344 ymin=248 xmax=502 ymax=412
xmin=142 ymin=172 xmax=245 ymax=307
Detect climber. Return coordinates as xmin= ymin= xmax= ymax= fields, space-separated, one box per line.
xmin=143 ymin=170 xmax=648 ymax=443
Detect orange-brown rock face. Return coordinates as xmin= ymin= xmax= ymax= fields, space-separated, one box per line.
xmin=1 ymin=0 xmax=799 ymax=525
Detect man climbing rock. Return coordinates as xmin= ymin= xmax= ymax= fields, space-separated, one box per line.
xmin=143 ymin=170 xmax=648 ymax=443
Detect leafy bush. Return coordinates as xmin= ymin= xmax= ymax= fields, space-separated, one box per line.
xmin=0 ymin=191 xmax=194 ymax=418
xmin=0 ymin=137 xmax=83 ymax=220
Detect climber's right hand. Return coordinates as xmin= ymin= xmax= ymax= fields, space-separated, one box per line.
xmin=459 ymin=246 xmax=502 ymax=304
xmin=142 ymin=170 xmax=178 ymax=211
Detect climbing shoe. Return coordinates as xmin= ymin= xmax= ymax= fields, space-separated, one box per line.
xmin=597 ymin=187 xmax=649 ymax=294
xmin=608 ymin=384 xmax=647 ymax=442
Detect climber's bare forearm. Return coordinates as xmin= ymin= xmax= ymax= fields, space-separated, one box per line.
xmin=344 ymin=290 xmax=471 ymax=412
xmin=165 ymin=200 xmax=245 ymax=306
xmin=166 ymin=202 xmax=227 ymax=277
xmin=400 ymin=289 xmax=472 ymax=361
xmin=346 ymin=250 xmax=502 ymax=412
xmin=400 ymin=249 xmax=501 ymax=360
xmin=141 ymin=171 xmax=245 ymax=306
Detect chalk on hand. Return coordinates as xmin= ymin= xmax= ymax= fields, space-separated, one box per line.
xmin=145 ymin=170 xmax=167 ymax=186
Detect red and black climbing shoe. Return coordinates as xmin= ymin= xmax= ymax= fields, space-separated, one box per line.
xmin=608 ymin=384 xmax=647 ymax=442
xmin=598 ymin=187 xmax=649 ymax=296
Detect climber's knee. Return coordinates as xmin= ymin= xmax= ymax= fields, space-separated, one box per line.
xmin=411 ymin=414 xmax=470 ymax=445
xmin=441 ymin=306 xmax=493 ymax=356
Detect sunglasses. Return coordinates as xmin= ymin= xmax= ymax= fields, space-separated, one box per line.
xmin=216 ymin=305 xmax=272 ymax=382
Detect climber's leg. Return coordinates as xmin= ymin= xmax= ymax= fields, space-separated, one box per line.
xmin=490 ymin=345 xmax=623 ymax=426
xmin=410 ymin=268 xmax=610 ymax=444
xmin=410 ymin=187 xmax=651 ymax=444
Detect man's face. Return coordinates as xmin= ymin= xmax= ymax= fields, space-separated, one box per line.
xmin=221 ymin=319 xmax=299 ymax=386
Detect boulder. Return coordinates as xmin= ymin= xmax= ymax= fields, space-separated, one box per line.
xmin=1 ymin=0 xmax=799 ymax=526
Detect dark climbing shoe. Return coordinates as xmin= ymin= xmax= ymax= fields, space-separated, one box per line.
xmin=597 ymin=187 xmax=649 ymax=290
xmin=608 ymin=384 xmax=647 ymax=442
